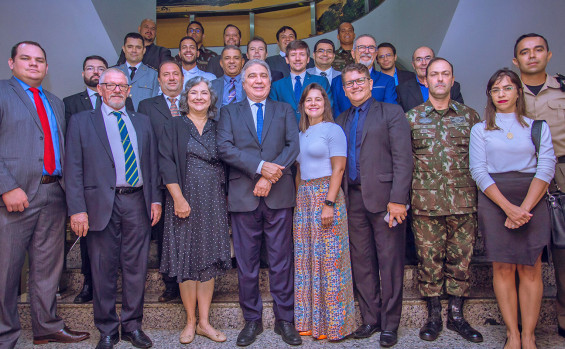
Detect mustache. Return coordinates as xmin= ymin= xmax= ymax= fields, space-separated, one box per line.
xmin=434 ymin=83 xmax=447 ymax=88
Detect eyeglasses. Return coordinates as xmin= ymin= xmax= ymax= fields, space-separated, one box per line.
xmin=356 ymin=45 xmax=377 ymax=53
xmin=100 ymin=83 xmax=130 ymax=91
xmin=377 ymin=53 xmax=393 ymax=60
xmin=344 ymin=77 xmax=370 ymax=88
xmin=489 ymin=86 xmax=515 ymax=95
xmin=84 ymin=66 xmax=106 ymax=73
xmin=315 ymin=49 xmax=334 ymax=54
xmin=414 ymin=56 xmax=432 ymax=63
xmin=187 ymin=28 xmax=202 ymax=34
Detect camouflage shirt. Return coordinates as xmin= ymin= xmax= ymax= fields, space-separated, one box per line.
xmin=332 ymin=47 xmax=354 ymax=72
xmin=406 ymin=100 xmax=481 ymax=216
xmin=197 ymin=46 xmax=218 ymax=71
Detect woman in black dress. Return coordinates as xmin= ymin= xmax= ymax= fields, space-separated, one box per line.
xmin=159 ymin=76 xmax=231 ymax=344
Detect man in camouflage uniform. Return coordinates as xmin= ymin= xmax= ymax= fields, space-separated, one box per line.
xmin=332 ymin=22 xmax=355 ymax=72
xmin=513 ymin=33 xmax=565 ymax=339
xmin=185 ymin=20 xmax=217 ymax=71
xmin=406 ymin=57 xmax=483 ymax=344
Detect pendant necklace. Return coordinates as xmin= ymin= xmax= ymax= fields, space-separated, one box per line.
xmin=499 ymin=118 xmax=515 ymax=140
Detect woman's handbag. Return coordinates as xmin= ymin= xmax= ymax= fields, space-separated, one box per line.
xmin=532 ymin=120 xmax=565 ymax=248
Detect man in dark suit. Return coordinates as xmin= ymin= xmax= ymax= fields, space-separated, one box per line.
xmin=210 ymin=46 xmax=246 ymax=110
xmin=377 ymin=42 xmax=416 ymax=86
xmin=396 ymin=46 xmax=464 ymax=112
xmin=116 ymin=19 xmax=171 ymax=70
xmin=206 ymin=24 xmax=248 ymax=78
xmin=64 ymin=55 xmax=133 ymax=305
xmin=65 ymin=56 xmax=135 ymax=125
xmin=217 ymin=59 xmax=300 ymax=347
xmin=336 ymin=63 xmax=413 ymax=347
xmin=265 ymin=26 xmax=314 ymax=77
xmin=269 ymin=40 xmax=332 ymax=124
xmin=332 ymin=34 xmax=397 ymax=117
xmin=138 ymin=60 xmax=184 ymax=304
xmin=0 ymin=41 xmax=89 ymax=348
xmin=246 ymin=37 xmax=284 ymax=82
xmin=65 ymin=68 xmax=161 ymax=349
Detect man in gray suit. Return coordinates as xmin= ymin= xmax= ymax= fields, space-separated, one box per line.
xmin=117 ymin=32 xmax=160 ymax=110
xmin=65 ymin=68 xmax=161 ymax=349
xmin=336 ymin=63 xmax=413 ymax=347
xmin=306 ymin=38 xmax=341 ymax=86
xmin=211 ymin=45 xmax=246 ymax=111
xmin=0 ymin=41 xmax=90 ymax=348
xmin=217 ymin=59 xmax=300 ymax=347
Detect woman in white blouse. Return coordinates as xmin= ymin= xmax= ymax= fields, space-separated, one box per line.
xmin=470 ymin=68 xmax=555 ymax=349
xmin=293 ymin=83 xmax=356 ymax=341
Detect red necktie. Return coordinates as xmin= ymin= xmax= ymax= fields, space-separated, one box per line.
xmin=29 ymin=87 xmax=56 ymax=175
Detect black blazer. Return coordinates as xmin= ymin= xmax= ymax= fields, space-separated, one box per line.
xmin=63 ymin=90 xmax=134 ymax=123
xmin=397 ymin=69 xmax=416 ymax=85
xmin=336 ymin=98 xmax=413 ymax=213
xmin=137 ymin=94 xmax=173 ymax=141
xmin=396 ymin=78 xmax=464 ymax=112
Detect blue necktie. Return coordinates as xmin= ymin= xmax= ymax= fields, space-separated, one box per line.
xmin=294 ymin=75 xmax=302 ymax=104
xmin=112 ymin=111 xmax=139 ymax=186
xmin=348 ymin=107 xmax=359 ymax=181
xmin=255 ymin=103 xmax=263 ymax=144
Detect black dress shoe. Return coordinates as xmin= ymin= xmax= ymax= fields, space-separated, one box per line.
xmin=73 ymin=282 xmax=93 ymax=304
xmin=121 ymin=329 xmax=152 ymax=348
xmin=380 ymin=330 xmax=398 ymax=347
xmin=274 ymin=320 xmax=302 ymax=346
xmin=237 ymin=320 xmax=263 ymax=346
xmin=353 ymin=323 xmax=381 ymax=339
xmin=158 ymin=287 xmax=179 ymax=303
xmin=96 ymin=333 xmax=119 ymax=349
xmin=558 ymin=326 xmax=565 ymax=338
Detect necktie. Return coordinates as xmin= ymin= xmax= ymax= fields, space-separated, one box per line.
xmin=129 ymin=66 xmax=137 ymax=80
xmin=320 ymin=72 xmax=327 ymax=77
xmin=94 ymin=92 xmax=101 ymax=109
xmin=255 ymin=103 xmax=263 ymax=144
xmin=348 ymin=107 xmax=360 ymax=181
xmin=227 ymin=78 xmax=236 ymax=104
xmin=29 ymin=87 xmax=56 ymax=175
xmin=168 ymin=97 xmax=180 ymax=117
xmin=112 ymin=111 xmax=139 ymax=186
xmin=294 ymin=75 xmax=302 ymax=104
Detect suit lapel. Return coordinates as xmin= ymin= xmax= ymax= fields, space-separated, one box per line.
xmin=261 ymin=99 xmax=275 ymax=142
xmin=409 ymin=79 xmax=424 ymax=105
xmin=240 ymin=101 xmax=259 ymax=144
xmin=81 ymin=90 xmax=94 ymax=110
xmin=91 ymin=108 xmax=114 ymax=161
xmin=155 ymin=94 xmax=172 ymax=119
xmin=9 ymin=77 xmax=42 ymax=131
xmin=283 ymin=76 xmax=297 ymax=109
xmin=129 ymin=111 xmax=144 ymax=159
xmin=45 ymin=91 xmax=66 ymax=154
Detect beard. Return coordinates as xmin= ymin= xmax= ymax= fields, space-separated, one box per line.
xmin=84 ymin=75 xmax=99 ymax=88
xmin=180 ymin=53 xmax=197 ymax=65
xmin=106 ymin=95 xmax=126 ymax=110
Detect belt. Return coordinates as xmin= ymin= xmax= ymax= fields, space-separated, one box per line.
xmin=40 ymin=175 xmax=60 ymax=184
xmin=558 ymin=156 xmax=565 ymax=163
xmin=115 ymin=186 xmax=143 ymax=194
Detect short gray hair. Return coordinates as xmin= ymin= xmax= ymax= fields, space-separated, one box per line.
xmin=241 ymin=59 xmax=272 ymax=82
xmin=352 ymin=34 xmax=377 ymax=51
xmin=179 ymin=76 xmax=218 ymax=119
xmin=99 ymin=68 xmax=128 ymax=84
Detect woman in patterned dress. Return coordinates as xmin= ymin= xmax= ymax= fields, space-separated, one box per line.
xmin=293 ymin=83 xmax=356 ymax=341
xmin=159 ymin=76 xmax=231 ymax=344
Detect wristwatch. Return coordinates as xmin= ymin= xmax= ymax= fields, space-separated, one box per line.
xmin=324 ymin=199 xmax=336 ymax=207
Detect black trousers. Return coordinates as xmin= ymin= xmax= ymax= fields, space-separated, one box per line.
xmin=87 ymin=190 xmax=151 ymax=336
xmin=347 ymin=185 xmax=406 ymax=331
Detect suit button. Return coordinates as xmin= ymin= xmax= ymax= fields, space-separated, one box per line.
xmin=110 ymin=186 xmax=114 ymax=190
xmin=39 ymin=158 xmax=43 ymax=162
xmin=112 ymin=163 xmax=115 ymax=168
xmin=40 ymin=136 xmax=44 ymax=140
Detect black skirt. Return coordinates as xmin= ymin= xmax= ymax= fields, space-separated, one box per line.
xmin=478 ymin=172 xmax=550 ymax=266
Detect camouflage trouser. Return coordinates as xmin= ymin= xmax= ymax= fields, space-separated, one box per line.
xmin=412 ymin=213 xmax=477 ymax=297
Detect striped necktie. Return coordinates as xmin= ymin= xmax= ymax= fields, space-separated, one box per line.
xmin=227 ymin=78 xmax=236 ymax=104
xmin=168 ymin=97 xmax=180 ymax=117
xmin=112 ymin=111 xmax=139 ymax=186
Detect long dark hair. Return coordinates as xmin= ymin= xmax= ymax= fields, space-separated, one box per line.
xmin=298 ymin=83 xmax=334 ymax=132
xmin=484 ymin=68 xmax=527 ymax=130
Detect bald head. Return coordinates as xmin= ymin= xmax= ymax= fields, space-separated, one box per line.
xmin=412 ymin=46 xmax=435 ymax=81
xmin=138 ymin=18 xmax=157 ymax=45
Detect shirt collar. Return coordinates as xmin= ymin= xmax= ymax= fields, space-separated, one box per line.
xmin=290 ymin=71 xmax=307 ymax=81
xmin=223 ymin=74 xmax=241 ymax=83
xmin=279 ymin=50 xmax=286 ymax=57
xmin=101 ymin=102 xmax=127 ymax=117
xmin=183 ymin=66 xmax=199 ymax=75
xmin=163 ymin=94 xmax=181 ymax=102
xmin=247 ymin=97 xmax=267 ymax=108
xmin=422 ymin=99 xmax=458 ymax=116
xmin=315 ymin=67 xmax=331 ymax=75
xmin=126 ymin=61 xmax=142 ymax=70
xmin=14 ymin=76 xmax=42 ymax=93
xmin=87 ymin=88 xmax=97 ymax=98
